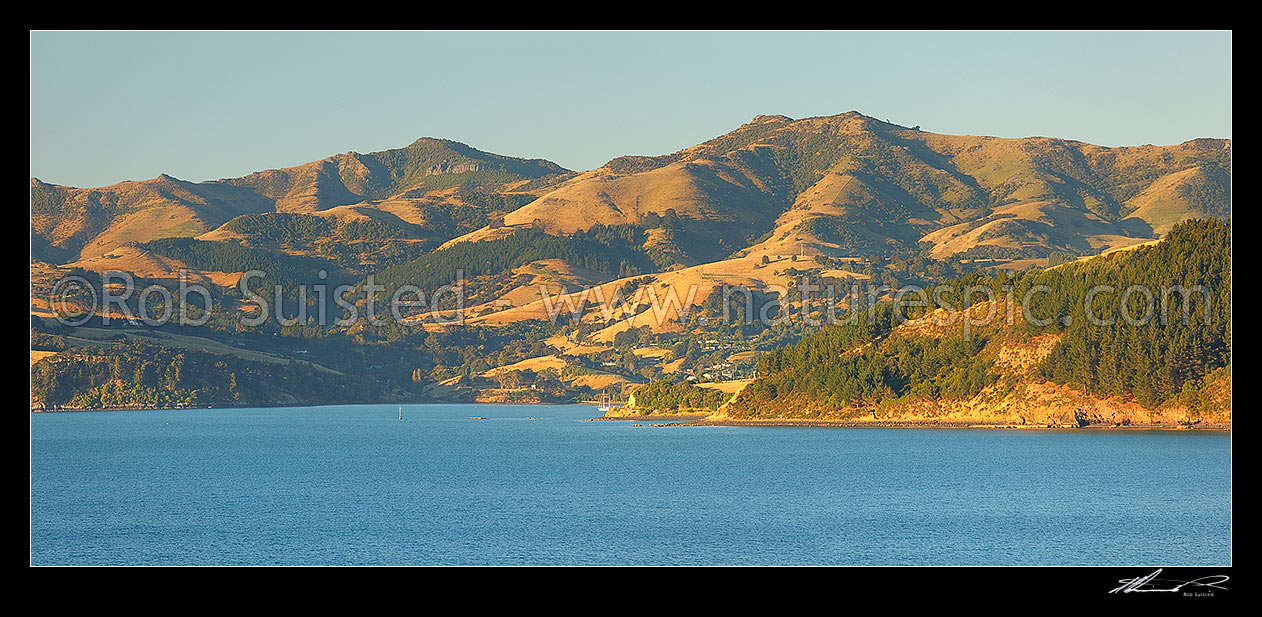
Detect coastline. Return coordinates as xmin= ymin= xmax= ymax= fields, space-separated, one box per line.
xmin=663 ymin=417 xmax=1231 ymax=431
xmin=30 ymin=403 xmax=1231 ymax=431
xmin=583 ymin=413 xmax=710 ymax=422
xmin=29 ymin=400 xmax=593 ymax=414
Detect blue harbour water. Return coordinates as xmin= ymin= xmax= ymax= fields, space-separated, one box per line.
xmin=30 ymin=404 xmax=1231 ymax=566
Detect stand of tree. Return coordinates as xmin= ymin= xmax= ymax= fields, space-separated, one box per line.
xmin=370 ymin=225 xmax=657 ymax=294
xmin=1029 ymin=218 xmax=1230 ymax=406
xmin=629 ymin=380 xmax=731 ymax=412
xmin=732 ymin=218 xmax=1231 ymax=415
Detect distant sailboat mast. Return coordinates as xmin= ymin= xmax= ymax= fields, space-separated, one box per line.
xmin=398 ymin=406 xmax=403 ymax=421
xmin=596 ymin=392 xmax=619 ymax=413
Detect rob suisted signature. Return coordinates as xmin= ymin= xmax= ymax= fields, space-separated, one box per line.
xmin=1109 ymin=569 xmax=1229 ymax=594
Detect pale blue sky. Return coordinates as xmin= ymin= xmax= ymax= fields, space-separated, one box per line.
xmin=30 ymin=30 xmax=1232 ymax=188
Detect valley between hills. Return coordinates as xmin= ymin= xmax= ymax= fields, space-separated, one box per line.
xmin=30 ymin=111 xmax=1231 ymax=428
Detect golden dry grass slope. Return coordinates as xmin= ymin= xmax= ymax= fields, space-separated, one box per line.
xmin=33 ymin=112 xmax=1230 ymax=347
xmin=34 ymin=113 xmax=1230 ymax=270
xmin=31 ymin=138 xmax=571 ymax=263
xmin=445 ymin=113 xmax=1229 ymax=269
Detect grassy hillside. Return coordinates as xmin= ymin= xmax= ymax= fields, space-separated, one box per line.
xmin=33 ymin=112 xmax=1230 ymax=273
xmin=31 ymin=138 xmax=570 ymax=262
xmin=30 ymin=113 xmax=1232 ymax=412
xmin=459 ymin=112 xmax=1229 ymax=268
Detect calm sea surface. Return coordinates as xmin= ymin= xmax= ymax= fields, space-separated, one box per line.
xmin=30 ymin=404 xmax=1231 ymax=565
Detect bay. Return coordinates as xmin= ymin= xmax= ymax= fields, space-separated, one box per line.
xmin=30 ymin=404 xmax=1231 ymax=566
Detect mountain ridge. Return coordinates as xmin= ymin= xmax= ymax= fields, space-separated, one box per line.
xmin=31 ymin=137 xmax=572 ymax=262
xmin=32 ymin=112 xmax=1232 ymax=352
xmin=33 ymin=112 xmax=1232 ymax=262
xmin=30 ymin=112 xmax=1232 ymax=414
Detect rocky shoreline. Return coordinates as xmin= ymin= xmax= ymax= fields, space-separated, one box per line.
xmin=584 ymin=413 xmax=710 ymax=422
xmin=648 ymin=418 xmax=1231 ymax=430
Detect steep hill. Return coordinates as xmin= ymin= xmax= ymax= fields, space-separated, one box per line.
xmin=30 ymin=113 xmax=1232 ymax=411
xmin=448 ymin=112 xmax=1229 ymax=267
xmin=419 ymin=113 xmax=1230 ymax=348
xmin=33 ymin=112 xmax=1230 ymax=269
xmin=31 ymin=138 xmax=570 ymax=262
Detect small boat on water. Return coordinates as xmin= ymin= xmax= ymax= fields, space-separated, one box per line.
xmin=398 ymin=407 xmax=403 ymax=421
